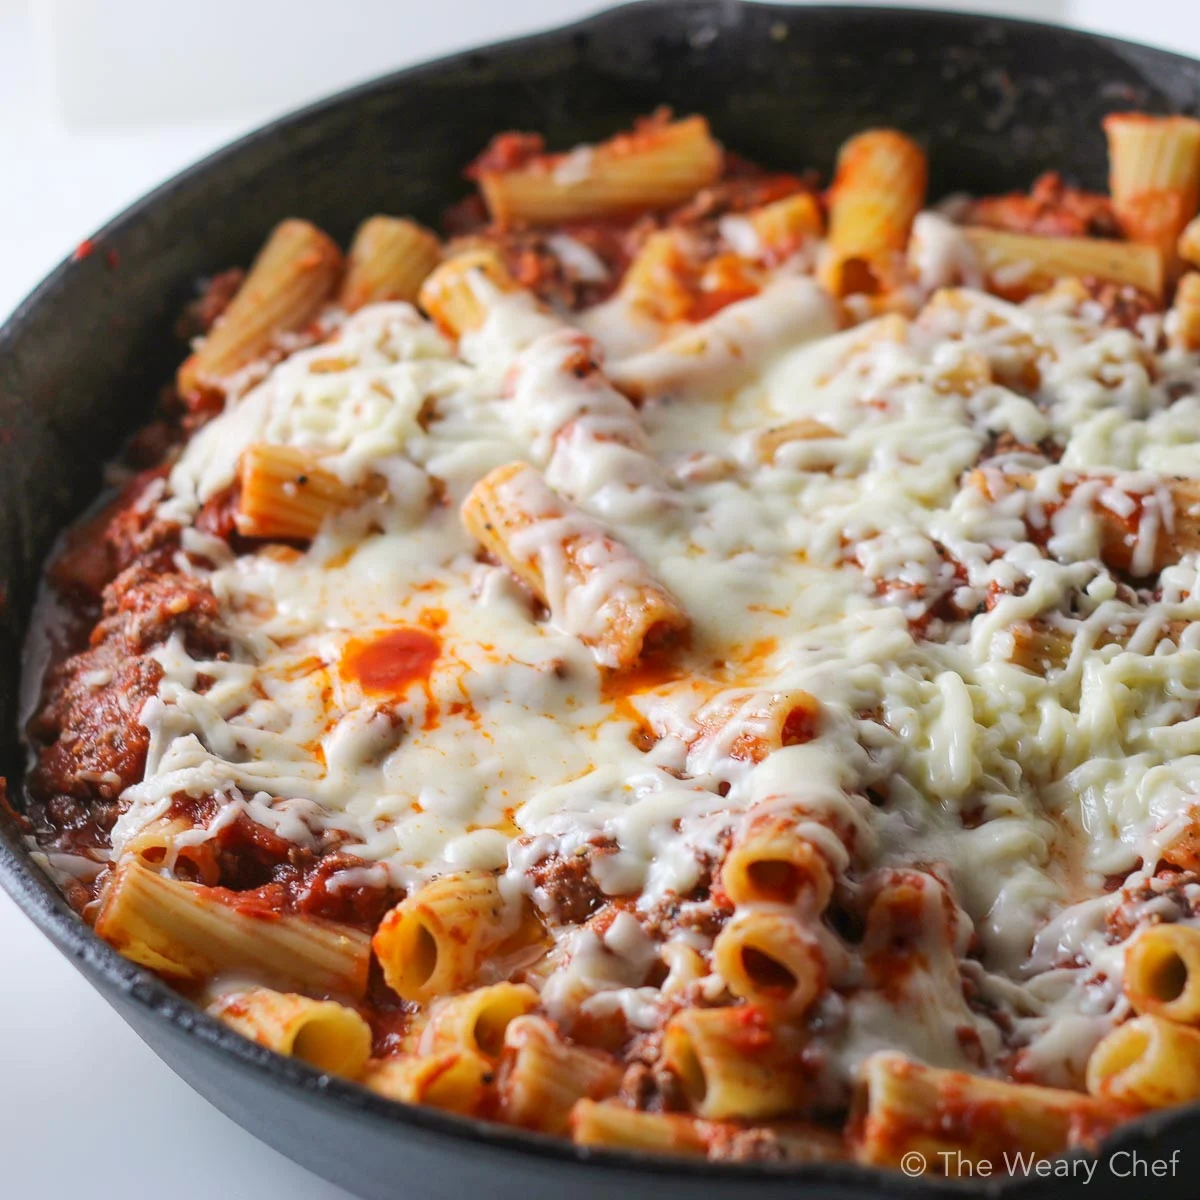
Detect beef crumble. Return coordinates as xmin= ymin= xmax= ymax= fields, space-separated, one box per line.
xmin=526 ymin=839 xmax=618 ymax=923
xmin=26 ymin=564 xmax=225 ymax=851
xmin=1106 ymin=867 xmax=1200 ymax=943
xmin=49 ymin=468 xmax=181 ymax=607
xmin=962 ymin=172 xmax=1120 ymax=240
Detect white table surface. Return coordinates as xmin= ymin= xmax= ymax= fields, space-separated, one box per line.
xmin=3 ymin=1 xmax=1200 ymax=1197
xmin=0 ymin=20 xmax=344 ymax=1200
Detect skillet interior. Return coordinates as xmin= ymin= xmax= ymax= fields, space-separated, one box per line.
xmin=3 ymin=4 xmax=1200 ymax=1197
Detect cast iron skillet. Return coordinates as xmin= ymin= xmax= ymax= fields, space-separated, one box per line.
xmin=3 ymin=4 xmax=1200 ymax=1197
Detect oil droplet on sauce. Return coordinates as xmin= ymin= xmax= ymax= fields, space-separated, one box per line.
xmin=342 ymin=627 xmax=441 ymax=695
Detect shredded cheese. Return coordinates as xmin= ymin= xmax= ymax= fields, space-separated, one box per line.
xmin=69 ymin=269 xmax=1200 ymax=1092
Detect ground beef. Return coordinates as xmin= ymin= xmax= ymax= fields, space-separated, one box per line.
xmin=445 ymin=223 xmax=633 ymax=311
xmin=526 ymin=841 xmax=616 ymax=924
xmin=617 ymin=1059 xmax=688 ymax=1112
xmin=1106 ymin=867 xmax=1200 ymax=943
xmin=980 ymin=431 xmax=1064 ymax=464
xmin=465 ymin=130 xmax=547 ymax=178
xmin=194 ymin=482 xmax=241 ymax=541
xmin=49 ymin=468 xmax=181 ymax=604
xmin=640 ymin=841 xmax=731 ymax=940
xmin=28 ymin=550 xmax=397 ymax=923
xmin=223 ymin=857 xmax=403 ymax=929
xmin=615 ymin=1027 xmax=692 ymax=1113
xmin=664 ymin=166 xmax=812 ymax=229
xmin=645 ymin=897 xmax=728 ymax=942
xmin=706 ymin=1126 xmax=787 ymax=1163
xmin=175 ymin=267 xmax=246 ymax=342
xmin=27 ymin=565 xmax=225 ymax=842
xmin=1076 ymin=278 xmax=1162 ymax=332
xmin=291 ymin=853 xmax=403 ymax=927
xmin=617 ymin=1062 xmax=656 ymax=1108
xmin=137 ymin=799 xmax=398 ymax=926
xmin=29 ymin=652 xmax=164 ymax=807
xmin=124 ymin=419 xmax=177 ymax=469
xmin=962 ymin=171 xmax=1120 ymax=240
xmin=93 ymin=564 xmax=224 ymax=656
xmin=191 ymin=818 xmax=403 ymax=929
xmin=445 ymin=142 xmax=812 ymax=313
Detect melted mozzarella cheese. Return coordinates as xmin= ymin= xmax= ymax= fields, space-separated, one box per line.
xmin=107 ymin=272 xmax=1200 ymax=1090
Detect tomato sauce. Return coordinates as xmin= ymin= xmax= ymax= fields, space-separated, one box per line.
xmin=341 ymin=627 xmax=441 ymax=696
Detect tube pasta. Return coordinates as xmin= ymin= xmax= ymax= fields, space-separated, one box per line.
xmin=372 ymin=870 xmax=510 ymax=1003
xmin=753 ymin=417 xmax=840 ymax=467
xmin=967 ymin=469 xmax=1200 ymax=574
xmin=460 ymin=462 xmax=689 ymax=669
xmin=1181 ymin=215 xmax=1200 ymax=267
xmin=613 ymin=229 xmax=764 ymax=329
xmin=1124 ymin=922 xmax=1200 ymax=1023
xmin=1170 ymin=271 xmax=1200 ymax=351
xmin=685 ymin=688 xmax=820 ymax=771
xmin=95 ymin=859 xmax=371 ymax=996
xmin=721 ymin=812 xmax=836 ymax=913
xmin=749 ymin=193 xmax=824 ymax=263
xmin=507 ymin=327 xmax=651 ymax=468
xmin=211 ymin=987 xmax=371 ymax=1078
xmin=499 ymin=1015 xmax=623 ymax=1133
xmin=1163 ymin=818 xmax=1200 ymax=873
xmin=607 ymin=277 xmax=840 ymax=400
xmin=660 ymin=942 xmax=708 ymax=997
xmin=426 ymin=982 xmax=539 ymax=1060
xmin=661 ymin=1006 xmax=805 ymax=1120
xmin=959 ymin=226 xmax=1165 ymax=300
xmin=418 ymin=246 xmax=521 ymax=336
xmin=338 ymin=216 xmax=441 ymax=311
xmin=1008 ymin=616 xmax=1187 ymax=673
xmin=821 ymin=129 xmax=927 ymax=296
xmin=477 ymin=116 xmax=722 ymax=227
xmin=1099 ymin=475 xmax=1198 ymax=572
xmin=236 ymin=444 xmax=366 ymax=540
xmin=1087 ymin=1015 xmax=1200 ymax=1106
xmin=568 ymin=1101 xmax=842 ymax=1160
xmin=363 ymin=1050 xmax=493 ymax=1115
xmin=178 ymin=219 xmax=342 ymax=398
xmin=712 ymin=910 xmax=824 ymax=1018
xmin=708 ymin=786 xmax=861 ymax=912
xmin=617 ymin=230 xmax=694 ymax=324
xmin=861 ymin=869 xmax=960 ymax=967
xmin=569 ymin=1100 xmax=710 ymax=1156
xmin=1104 ymin=113 xmax=1200 ymax=260
xmin=123 ymin=815 xmax=220 ymax=885
xmin=1008 ymin=620 xmax=1075 ymax=674
xmin=617 ymin=223 xmax=777 ymax=327
xmin=855 ymin=1053 xmax=1126 ymax=1168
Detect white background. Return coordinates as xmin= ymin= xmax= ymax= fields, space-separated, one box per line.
xmin=2 ymin=1 xmax=1199 ymax=1197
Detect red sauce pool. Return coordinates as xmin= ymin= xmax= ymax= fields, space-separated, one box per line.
xmin=342 ymin=627 xmax=441 ymax=695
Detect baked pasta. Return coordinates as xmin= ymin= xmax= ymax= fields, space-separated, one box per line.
xmin=17 ymin=106 xmax=1200 ymax=1172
